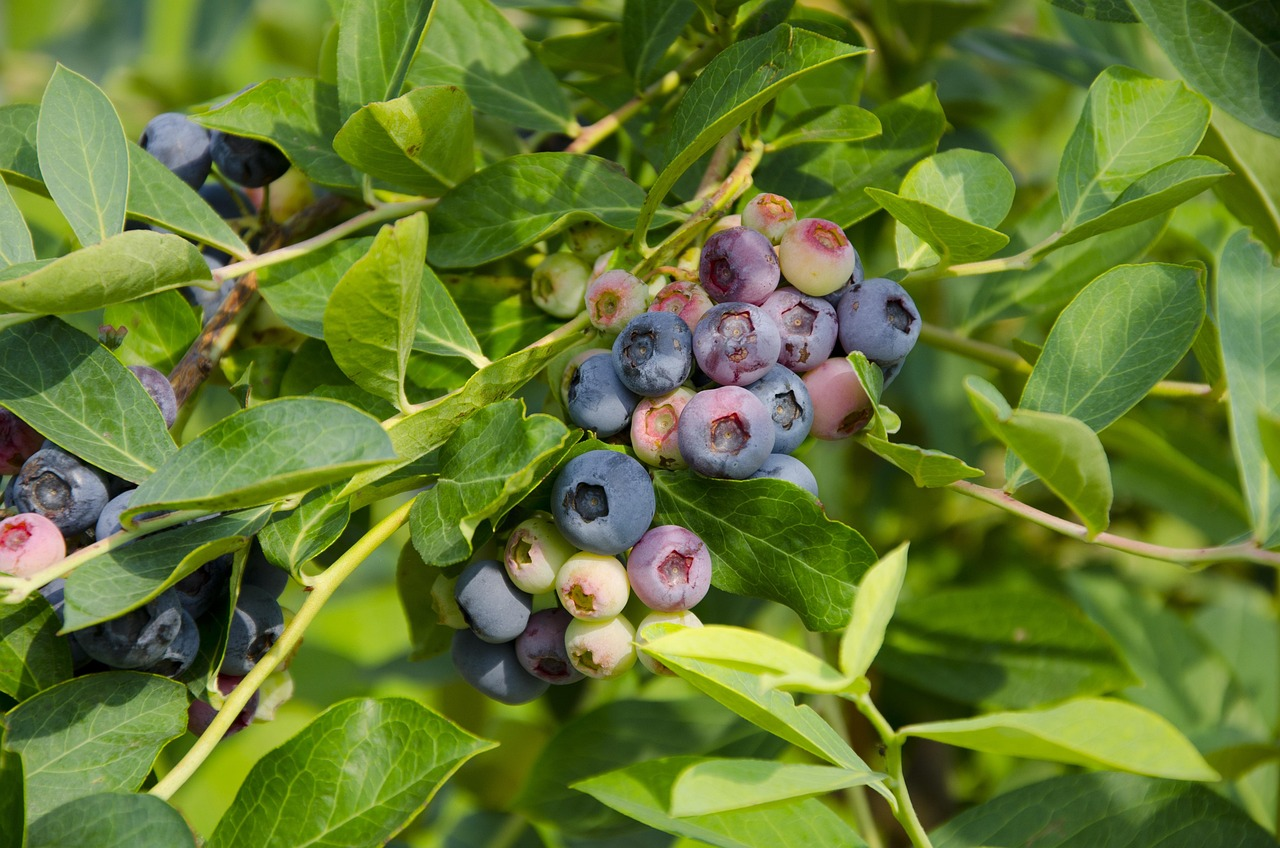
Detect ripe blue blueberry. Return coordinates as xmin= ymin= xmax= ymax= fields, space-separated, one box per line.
xmin=750 ymin=453 xmax=819 ymax=497
xmin=676 ymin=386 xmax=775 ymax=479
xmin=221 ymin=584 xmax=285 ymax=675
xmin=514 ymin=608 xmax=584 ymax=684
xmin=566 ymin=352 xmax=640 ymax=438
xmin=837 ymin=278 xmax=921 ymax=366
xmin=210 ymin=130 xmax=291 ymax=187
xmin=745 ymin=364 xmax=814 ymax=454
xmin=141 ymin=608 xmax=201 ymax=678
xmin=451 ymin=628 xmax=550 ymax=704
xmin=128 ymin=365 xmax=178 ymax=428
xmin=760 ymin=288 xmax=839 ymax=372
xmin=199 ymin=181 xmax=253 ymax=220
xmin=175 ymin=555 xmax=232 ymax=619
xmin=693 ymin=302 xmax=782 ymax=387
xmin=699 ymin=226 xmax=781 ymax=305
xmin=822 ymin=252 xmax=865 ymax=308
xmin=550 ymin=450 xmax=655 ymax=555
xmin=13 ymin=446 xmax=112 ymax=536
xmin=244 ymin=543 xmax=290 ymax=598
xmin=612 ymin=312 xmax=694 ymax=397
xmin=94 ymin=489 xmax=165 ymax=539
xmin=454 ymin=558 xmax=532 ymax=643
xmin=139 ymin=113 xmax=212 ymax=190
xmin=627 ymin=525 xmax=711 ymax=612
xmin=72 ymin=588 xmax=185 ymax=669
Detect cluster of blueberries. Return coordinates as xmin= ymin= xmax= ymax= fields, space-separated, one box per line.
xmin=546 ymin=193 xmax=921 ymax=491
xmin=450 ymin=450 xmax=708 ymax=704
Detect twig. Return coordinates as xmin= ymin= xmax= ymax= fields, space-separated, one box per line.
xmin=950 ymin=480 xmax=1280 ymax=568
xmin=851 ymin=694 xmax=934 ymax=848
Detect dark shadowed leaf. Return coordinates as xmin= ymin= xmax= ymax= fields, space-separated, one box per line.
xmin=0 ymin=596 xmax=71 ymax=702
xmin=258 ymin=483 xmax=352 ymax=578
xmin=27 ymin=793 xmax=196 ymax=848
xmin=622 ymin=0 xmax=697 ymax=86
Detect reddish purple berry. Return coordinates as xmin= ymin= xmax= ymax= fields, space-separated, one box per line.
xmin=649 ymin=280 xmax=713 ymax=333
xmin=699 ymin=227 xmax=780 ymax=305
xmin=187 ymin=674 xmax=259 ymax=737
xmin=676 ymin=386 xmax=775 ymax=479
xmin=627 ymin=525 xmax=711 ymax=612
xmin=802 ymin=357 xmax=874 ymax=440
xmin=515 ymin=608 xmax=584 ymax=684
xmin=760 ymin=288 xmax=839 ymax=372
xmin=693 ymin=302 xmax=782 ymax=387
xmin=0 ymin=410 xmax=44 ymax=475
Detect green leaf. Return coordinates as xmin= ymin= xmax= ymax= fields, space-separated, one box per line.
xmin=0 ymin=748 xmax=20 ymax=848
xmin=1217 ymin=230 xmax=1280 ymax=546
xmin=409 ymin=0 xmax=573 ymax=132
xmin=325 ymin=212 xmax=426 ymax=410
xmin=429 ymin=152 xmax=668 ymax=268
xmin=883 ymin=149 xmax=1016 ymax=269
xmin=0 ymin=229 xmax=211 ymax=313
xmin=337 ymin=0 xmax=434 ymax=119
xmin=208 ymin=697 xmax=494 ymax=848
xmin=1261 ymin=410 xmax=1280 ymax=479
xmin=0 ymin=597 xmax=71 ymax=701
xmin=877 ymin=586 xmax=1136 ymax=709
xmin=1046 ymin=0 xmax=1138 ymax=22
xmin=1199 ymin=117 xmax=1280 ymax=255
xmin=103 ymin=289 xmax=201 ymax=374
xmin=652 ymin=472 xmax=877 ymax=632
xmin=258 ymin=483 xmax=352 ymax=578
xmin=4 ymin=672 xmax=187 ymax=821
xmin=637 ymin=26 xmax=867 ymax=243
xmin=622 ymin=0 xmax=697 ymax=86
xmin=126 ymin=142 xmax=250 ymax=260
xmin=670 ymin=759 xmax=886 ymax=818
xmin=62 ymin=507 xmax=272 ymax=630
xmin=770 ymin=105 xmax=882 ymax=150
xmin=933 ymin=772 xmax=1277 ymax=848
xmin=410 ymin=399 xmax=573 ymax=565
xmin=0 ymin=104 xmax=42 ymax=194
xmin=640 ymin=624 xmax=846 ymax=692
xmin=415 ymin=265 xmax=485 ymax=364
xmin=27 ymin=793 xmax=196 ymax=848
xmin=395 ymin=540 xmax=456 ymax=661
xmin=195 ymin=78 xmax=357 ymax=189
xmin=514 ymin=698 xmax=761 ymax=836
xmin=1056 ymin=156 xmax=1230 ymax=247
xmin=0 ymin=179 xmax=35 ymax=268
xmin=756 ymin=82 xmax=945 ymax=228
xmin=257 ymin=237 xmax=373 ymax=338
xmin=573 ymin=756 xmax=867 ymax=848
xmin=965 ymin=376 xmax=1113 ymax=536
xmin=36 ymin=64 xmax=128 ymax=247
xmin=1059 ymin=66 xmax=1211 ymax=228
xmin=839 ymin=542 xmax=907 ymax=682
xmin=903 ymin=697 xmax=1219 ymax=781
xmin=0 ymin=317 xmax=176 ymax=482
xmin=857 ymin=435 xmax=983 ymax=487
xmin=333 ymin=86 xmax=474 ymax=195
xmin=1007 ymin=263 xmax=1204 ymax=488
xmin=129 ymin=398 xmax=396 ymax=515
xmin=1127 ymin=0 xmax=1280 ymax=139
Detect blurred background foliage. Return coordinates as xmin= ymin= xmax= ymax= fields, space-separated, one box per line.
xmin=3 ymin=0 xmax=1278 ymax=844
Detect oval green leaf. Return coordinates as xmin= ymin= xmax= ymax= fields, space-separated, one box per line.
xmin=337 ymin=0 xmax=435 ymax=119
xmin=0 ymin=596 xmax=72 ymax=702
xmin=0 ymin=179 xmax=34 ymax=268
xmin=126 ymin=142 xmax=250 ymax=259
xmin=103 ymin=289 xmax=201 ymax=374
xmin=27 ymin=793 xmax=196 ymax=848
xmin=640 ymin=624 xmax=846 ymax=692
xmin=839 ymin=542 xmax=907 ymax=682
xmin=670 ymin=759 xmax=887 ymax=818
xmin=771 ymin=104 xmax=882 ymax=150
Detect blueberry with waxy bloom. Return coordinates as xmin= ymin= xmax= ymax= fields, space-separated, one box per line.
xmin=699 ymin=226 xmax=780 ymax=305
xmin=836 ymin=278 xmax=921 ymax=366
xmin=626 ymin=525 xmax=711 ymax=612
xmin=676 ymin=386 xmax=775 ymax=479
xmin=760 ymin=288 xmax=838 ymax=372
xmin=451 ymin=628 xmax=550 ymax=704
xmin=693 ymin=302 xmax=782 ymax=387
xmin=744 ymin=364 xmax=813 ymax=455
xmin=514 ymin=608 xmax=584 ymax=684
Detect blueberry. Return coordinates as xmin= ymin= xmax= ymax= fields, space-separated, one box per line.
xmin=12 ymin=446 xmax=112 ymax=536
xmin=750 ymin=454 xmax=819 ymax=497
xmin=556 ymin=552 xmax=630 ymax=621
xmin=564 ymin=616 xmax=636 ymax=679
xmin=648 ymin=280 xmax=713 ymax=333
xmin=585 ymin=269 xmax=648 ymax=332
xmin=141 ymin=607 xmax=201 ymax=678
xmin=741 ymin=193 xmax=797 ymax=244
xmin=556 ymin=347 xmax=612 ymax=409
xmin=836 ymin=278 xmax=921 ymax=366
xmin=693 ymin=302 xmax=782 ymax=387
xmin=209 ymin=130 xmax=291 ymax=187
xmin=0 ymin=513 xmax=66 ymax=578
xmin=636 ymin=609 xmax=702 ymax=676
xmin=760 ymin=288 xmax=839 ymax=372
xmin=514 ymin=608 xmax=584 ymax=685
xmin=744 ymin=364 xmax=813 ymax=454
xmin=778 ymin=218 xmax=857 ymax=297
xmin=94 ymin=489 xmax=166 ymax=538
xmin=699 ymin=227 xmax=780 ymax=305
xmin=630 ymin=387 xmax=695 ymax=469
xmin=451 ymin=628 xmax=550 ymax=704
xmin=504 ymin=513 xmax=575 ymax=595
xmin=0 ymin=409 xmax=45 ymax=475
xmin=244 ymin=543 xmax=290 ymax=598
xmin=821 ymin=255 xmax=865 ymax=309
xmin=612 ymin=312 xmax=694 ymax=397
xmin=128 ymin=365 xmax=178 ymax=428
xmin=626 ymin=525 xmax=711 ymax=612
xmin=802 ymin=357 xmax=874 ymax=440
xmin=676 ymin=386 xmax=775 ymax=479
xmin=139 ymin=113 xmax=212 ymax=190
xmin=221 ymin=585 xmax=284 ymax=675
xmin=175 ymin=555 xmax=232 ymax=619
xmin=198 ymin=181 xmax=254 ymax=220
xmin=72 ymin=589 xmax=185 ymax=669
xmin=187 ymin=673 xmax=259 ymax=737
xmin=532 ymin=252 xmax=592 ymax=319
xmin=550 ymin=450 xmax=655 ymax=556
xmin=565 ymin=353 xmax=640 ymax=438
xmin=454 ymin=558 xmax=532 ymax=643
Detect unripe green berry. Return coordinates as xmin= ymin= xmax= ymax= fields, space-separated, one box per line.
xmin=532 ymin=252 xmax=592 ymax=319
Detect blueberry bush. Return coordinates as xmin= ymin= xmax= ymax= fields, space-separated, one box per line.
xmin=0 ymin=0 xmax=1278 ymax=845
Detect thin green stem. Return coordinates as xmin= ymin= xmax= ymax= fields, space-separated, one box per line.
xmin=851 ymin=694 xmax=934 ymax=848
xmin=150 ymin=498 xmax=415 ymax=800
xmin=950 ymin=480 xmax=1280 ymax=568
xmin=918 ymin=323 xmax=1214 ymax=400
